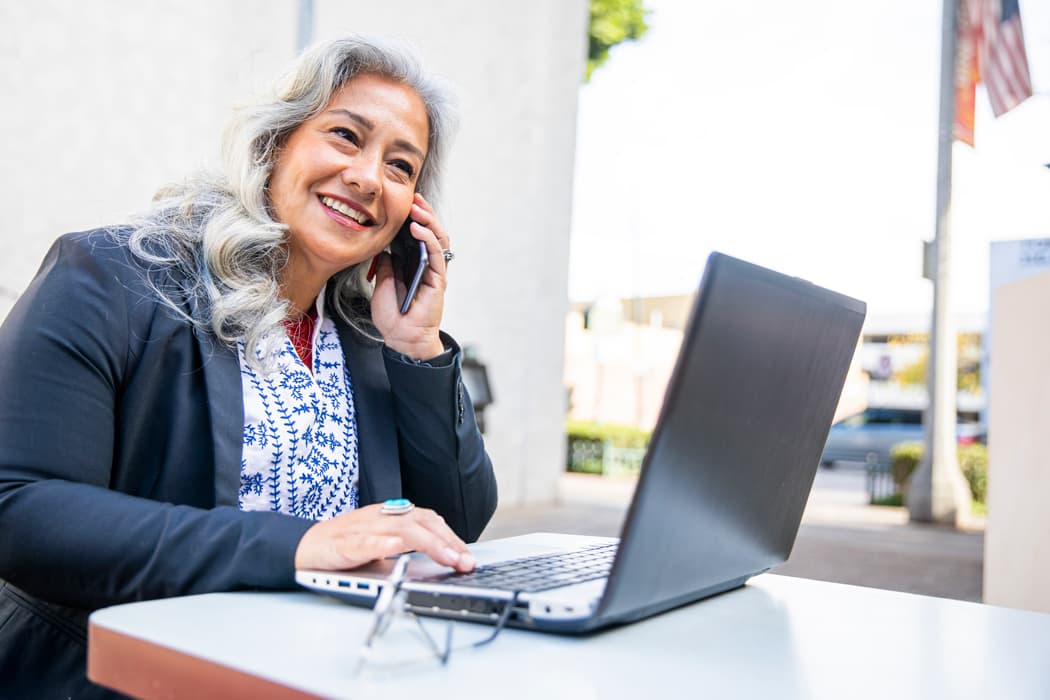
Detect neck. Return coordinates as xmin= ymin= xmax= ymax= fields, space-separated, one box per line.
xmin=279 ymin=251 xmax=334 ymax=317
xmin=279 ymin=273 xmax=325 ymax=318
xmin=281 ymin=283 xmax=323 ymax=319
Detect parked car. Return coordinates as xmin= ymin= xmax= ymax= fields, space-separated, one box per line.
xmin=820 ymin=407 xmax=984 ymax=469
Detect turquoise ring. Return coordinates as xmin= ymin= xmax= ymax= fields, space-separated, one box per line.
xmin=381 ymin=498 xmax=415 ymax=515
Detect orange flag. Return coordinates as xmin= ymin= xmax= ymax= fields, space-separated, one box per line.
xmin=954 ymin=0 xmax=1033 ymax=147
xmin=954 ymin=0 xmax=980 ymax=146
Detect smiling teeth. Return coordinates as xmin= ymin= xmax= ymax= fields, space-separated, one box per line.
xmin=321 ymin=196 xmax=372 ymax=225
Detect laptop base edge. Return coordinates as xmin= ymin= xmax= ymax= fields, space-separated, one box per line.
xmin=429 ymin=571 xmax=761 ymax=636
xmin=575 ymin=572 xmax=757 ymax=634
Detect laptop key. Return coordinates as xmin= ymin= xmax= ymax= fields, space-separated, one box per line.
xmin=421 ymin=543 xmax=618 ymax=592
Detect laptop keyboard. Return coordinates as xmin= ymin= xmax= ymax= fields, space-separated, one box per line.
xmin=421 ymin=543 xmax=618 ymax=593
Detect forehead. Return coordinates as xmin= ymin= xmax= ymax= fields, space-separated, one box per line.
xmin=325 ymin=73 xmax=429 ymax=153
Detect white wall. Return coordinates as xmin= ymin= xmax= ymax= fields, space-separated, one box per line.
xmin=984 ymin=270 xmax=1050 ymax=613
xmin=1 ymin=0 xmax=588 ymax=508
xmin=0 ymin=1 xmax=295 ymax=311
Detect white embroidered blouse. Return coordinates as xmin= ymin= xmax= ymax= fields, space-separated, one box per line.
xmin=237 ymin=294 xmax=360 ymax=519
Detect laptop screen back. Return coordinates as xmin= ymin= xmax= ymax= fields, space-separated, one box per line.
xmin=599 ymin=253 xmax=866 ymax=623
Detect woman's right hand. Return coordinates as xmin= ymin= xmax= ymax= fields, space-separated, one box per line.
xmin=293 ymin=503 xmax=477 ymax=573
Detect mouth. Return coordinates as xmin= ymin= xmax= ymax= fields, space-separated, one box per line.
xmin=319 ymin=195 xmax=376 ymax=227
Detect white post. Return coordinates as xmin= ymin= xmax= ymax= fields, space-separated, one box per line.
xmin=908 ymin=0 xmax=973 ymax=524
xmin=296 ymin=0 xmax=314 ymax=52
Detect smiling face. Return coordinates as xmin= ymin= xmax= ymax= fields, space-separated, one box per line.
xmin=268 ymin=73 xmax=429 ymax=309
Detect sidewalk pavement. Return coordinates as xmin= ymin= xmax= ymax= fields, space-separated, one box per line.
xmin=480 ymin=467 xmax=984 ymax=603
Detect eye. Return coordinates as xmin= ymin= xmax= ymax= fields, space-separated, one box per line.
xmin=390 ymin=160 xmax=415 ymax=178
xmin=330 ymin=127 xmax=359 ymax=144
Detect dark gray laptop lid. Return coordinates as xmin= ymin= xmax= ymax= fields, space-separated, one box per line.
xmin=597 ymin=252 xmax=866 ymax=625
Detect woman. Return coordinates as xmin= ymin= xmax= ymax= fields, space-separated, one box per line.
xmin=0 ymin=35 xmax=497 ymax=697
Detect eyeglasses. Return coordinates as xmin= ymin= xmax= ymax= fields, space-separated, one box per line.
xmin=354 ymin=554 xmax=520 ymax=672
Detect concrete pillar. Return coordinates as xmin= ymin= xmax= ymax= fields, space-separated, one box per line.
xmin=984 ymin=270 xmax=1050 ymax=613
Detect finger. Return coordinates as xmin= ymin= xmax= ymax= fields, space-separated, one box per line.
xmin=386 ymin=511 xmax=475 ymax=571
xmin=412 ymin=191 xmax=435 ymax=218
xmin=413 ymin=508 xmax=471 ymax=556
xmin=410 ymin=200 xmax=450 ymax=251
xmin=407 ymin=195 xmax=452 ymax=267
xmin=409 ymin=201 xmax=437 ymax=229
xmin=385 ymin=519 xmax=465 ymax=570
xmin=410 ymin=221 xmax=449 ymax=279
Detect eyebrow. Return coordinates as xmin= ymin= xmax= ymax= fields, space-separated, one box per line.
xmin=326 ymin=108 xmax=426 ymax=162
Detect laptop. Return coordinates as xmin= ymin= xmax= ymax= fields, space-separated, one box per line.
xmin=297 ymin=252 xmax=866 ymax=633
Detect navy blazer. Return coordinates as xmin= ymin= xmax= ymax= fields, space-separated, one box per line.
xmin=0 ymin=230 xmax=497 ymax=698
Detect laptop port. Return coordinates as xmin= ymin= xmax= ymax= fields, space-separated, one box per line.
xmin=338 ymin=581 xmax=351 ymax=588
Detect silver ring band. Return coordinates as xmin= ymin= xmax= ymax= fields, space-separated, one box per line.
xmin=381 ymin=498 xmax=415 ymax=515
xmin=442 ymin=249 xmax=455 ymax=264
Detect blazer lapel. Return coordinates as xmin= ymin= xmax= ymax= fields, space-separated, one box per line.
xmin=335 ymin=322 xmax=401 ymax=506
xmin=196 ymin=329 xmax=245 ymax=508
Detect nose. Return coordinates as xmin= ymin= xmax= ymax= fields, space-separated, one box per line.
xmin=340 ymin=151 xmax=382 ymax=198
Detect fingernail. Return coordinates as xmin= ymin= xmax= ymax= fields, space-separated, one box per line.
xmin=444 ymin=548 xmax=461 ymax=564
xmin=460 ymin=552 xmax=476 ymax=570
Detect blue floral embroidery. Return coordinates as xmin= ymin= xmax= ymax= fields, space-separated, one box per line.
xmin=237 ymin=314 xmax=359 ymax=519
xmin=242 ymin=423 xmax=267 ymax=447
xmin=279 ymin=369 xmax=313 ymax=402
xmin=239 ymin=467 xmax=263 ymax=498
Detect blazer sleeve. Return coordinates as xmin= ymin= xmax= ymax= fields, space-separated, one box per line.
xmin=382 ymin=336 xmax=498 ymax=542
xmin=0 ymin=233 xmax=313 ymax=610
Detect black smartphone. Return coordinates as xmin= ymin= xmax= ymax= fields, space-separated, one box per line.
xmin=388 ymin=219 xmax=428 ymax=314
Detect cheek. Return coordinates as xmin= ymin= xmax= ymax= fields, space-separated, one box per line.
xmin=390 ymin=192 xmax=417 ymax=226
xmin=269 ymin=142 xmax=321 ymax=213
xmin=267 ymin=163 xmax=299 ymax=222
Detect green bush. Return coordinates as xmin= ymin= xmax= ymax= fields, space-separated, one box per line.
xmin=871 ymin=493 xmax=904 ymax=507
xmin=566 ymin=420 xmax=651 ymax=448
xmin=566 ymin=420 xmax=651 ymax=474
xmin=888 ymin=441 xmax=988 ymax=504
xmin=890 ymin=441 xmax=924 ymax=493
xmin=958 ymin=444 xmax=988 ymax=504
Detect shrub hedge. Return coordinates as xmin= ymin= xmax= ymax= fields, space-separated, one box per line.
xmin=565 ymin=420 xmax=651 ymax=475
xmin=566 ymin=420 xmax=651 ymax=448
xmin=888 ymin=441 xmax=988 ymax=504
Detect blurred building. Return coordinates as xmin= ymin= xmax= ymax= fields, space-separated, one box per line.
xmin=564 ymin=301 xmax=683 ymax=430
xmin=0 ymin=0 xmax=588 ymax=506
xmin=563 ymin=295 xmax=989 ymax=431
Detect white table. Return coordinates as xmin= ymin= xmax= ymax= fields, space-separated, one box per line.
xmin=88 ymin=570 xmax=1050 ymax=699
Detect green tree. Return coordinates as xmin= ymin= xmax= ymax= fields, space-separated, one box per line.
xmin=588 ymin=0 xmax=650 ymax=81
xmin=892 ymin=333 xmax=982 ymax=393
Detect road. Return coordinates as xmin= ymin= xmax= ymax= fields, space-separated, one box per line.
xmin=482 ymin=467 xmax=984 ymax=602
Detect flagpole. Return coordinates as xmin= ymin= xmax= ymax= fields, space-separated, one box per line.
xmin=296 ymin=0 xmax=314 ymax=52
xmin=908 ymin=0 xmax=973 ymax=524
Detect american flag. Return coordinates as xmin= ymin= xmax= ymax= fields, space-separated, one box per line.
xmin=954 ymin=0 xmax=1033 ymax=145
xmin=980 ymin=0 xmax=1033 ymax=116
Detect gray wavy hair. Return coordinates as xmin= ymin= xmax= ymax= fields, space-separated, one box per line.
xmin=121 ymin=35 xmax=457 ymax=365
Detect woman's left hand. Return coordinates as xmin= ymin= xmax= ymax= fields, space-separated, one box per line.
xmin=371 ymin=192 xmax=450 ymax=360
